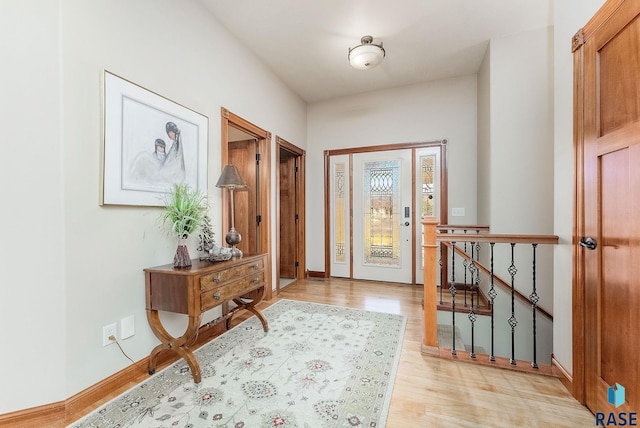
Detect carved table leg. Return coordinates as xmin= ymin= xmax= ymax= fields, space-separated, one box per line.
xmin=243 ymin=303 xmax=269 ymax=332
xmin=146 ymin=310 xmax=203 ymax=383
xmin=233 ymin=286 xmax=269 ymax=332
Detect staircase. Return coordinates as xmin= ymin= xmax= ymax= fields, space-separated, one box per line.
xmin=437 ymin=324 xmax=487 ymax=354
xmin=437 ymin=283 xmax=492 ymax=316
xmin=421 ymin=216 xmax=559 ymax=375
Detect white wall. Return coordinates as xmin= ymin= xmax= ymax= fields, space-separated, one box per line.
xmin=306 ymin=76 xmax=478 ymax=272
xmin=552 ymin=0 xmax=606 ymax=375
xmin=0 ymin=0 xmax=67 ymax=412
xmin=477 ymin=27 xmax=556 ymax=314
xmin=0 ymin=0 xmax=306 ymax=413
xmin=473 ymin=26 xmax=555 ymax=366
xmin=488 ymin=26 xmax=555 ymax=236
xmin=477 ymin=47 xmax=491 ymax=226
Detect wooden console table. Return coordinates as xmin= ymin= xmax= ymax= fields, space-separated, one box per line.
xmin=144 ymin=253 xmax=268 ymax=383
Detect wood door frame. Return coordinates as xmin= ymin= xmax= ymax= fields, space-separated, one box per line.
xmin=221 ymin=107 xmax=272 ymax=299
xmin=571 ymin=0 xmax=628 ymax=404
xmin=323 ymin=140 xmax=448 ymax=283
xmin=275 ymin=136 xmax=306 ymax=293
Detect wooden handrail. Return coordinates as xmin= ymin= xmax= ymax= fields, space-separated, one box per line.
xmin=440 ymin=241 xmax=553 ymax=321
xmin=438 ymin=233 xmax=559 ymax=245
xmin=437 ymin=225 xmax=490 ymax=232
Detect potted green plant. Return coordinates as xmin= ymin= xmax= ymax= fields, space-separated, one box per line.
xmin=159 ymin=184 xmax=208 ymax=267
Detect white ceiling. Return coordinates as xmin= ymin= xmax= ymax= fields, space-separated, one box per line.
xmin=200 ymin=0 xmax=553 ymax=103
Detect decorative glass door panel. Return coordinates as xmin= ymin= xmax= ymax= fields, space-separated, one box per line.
xmin=330 ymin=155 xmax=350 ymax=278
xmin=415 ymin=147 xmax=440 ymax=284
xmin=363 ymin=160 xmax=401 ymax=267
xmin=353 ymin=150 xmax=412 ymax=283
xmin=335 ymin=163 xmax=346 ymax=263
xmin=420 ymin=154 xmax=436 ymax=217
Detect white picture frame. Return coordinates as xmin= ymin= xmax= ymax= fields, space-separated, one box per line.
xmin=101 ymin=70 xmax=208 ymax=206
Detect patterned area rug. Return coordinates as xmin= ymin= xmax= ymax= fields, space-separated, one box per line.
xmin=69 ymin=299 xmax=406 ymax=428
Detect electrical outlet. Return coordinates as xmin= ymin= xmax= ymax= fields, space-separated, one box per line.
xmin=102 ymin=323 xmax=117 ymax=347
xmin=451 ymin=207 xmax=465 ymax=217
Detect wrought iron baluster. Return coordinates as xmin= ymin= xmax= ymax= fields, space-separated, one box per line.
xmin=508 ymin=243 xmax=518 ymax=365
xmin=450 ymin=242 xmax=457 ymax=356
xmin=467 ymin=242 xmax=478 ymax=359
xmin=439 ymin=254 xmax=443 ymax=304
xmin=489 ymin=243 xmax=496 ymax=362
xmin=474 ymin=241 xmax=481 ymax=317
xmin=476 ymin=241 xmax=482 ymax=355
xmin=530 ymin=243 xmax=539 ymax=369
xmin=463 ymin=230 xmax=468 ymax=306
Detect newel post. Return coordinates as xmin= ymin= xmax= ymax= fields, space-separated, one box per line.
xmin=422 ymin=216 xmax=439 ymax=351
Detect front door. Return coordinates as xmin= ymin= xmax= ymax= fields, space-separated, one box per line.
xmin=352 ymin=150 xmax=413 ymax=283
xmin=577 ymin=0 xmax=640 ymax=413
xmin=326 ymin=141 xmax=447 ymax=284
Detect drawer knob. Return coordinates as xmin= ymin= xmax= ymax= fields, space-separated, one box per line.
xmin=253 ymin=277 xmax=260 ymax=284
xmin=213 ymin=292 xmax=221 ymax=300
xmin=213 ymin=274 xmax=221 ymax=283
xmin=252 ymin=264 xmax=259 ymax=270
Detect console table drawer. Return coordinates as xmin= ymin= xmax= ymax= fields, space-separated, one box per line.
xmin=200 ymin=259 xmax=264 ymax=292
xmin=201 ymin=272 xmax=265 ymax=311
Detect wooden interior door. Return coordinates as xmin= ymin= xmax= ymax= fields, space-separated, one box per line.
xmin=279 ymin=153 xmax=297 ymax=278
xmin=221 ymin=108 xmax=272 ymax=299
xmin=228 ymin=140 xmax=258 ymax=255
xmin=575 ymin=0 xmax=640 ymax=413
xmin=276 ymin=136 xmax=306 ymax=291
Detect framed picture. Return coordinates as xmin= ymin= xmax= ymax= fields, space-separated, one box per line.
xmin=101 ymin=70 xmax=208 ymax=206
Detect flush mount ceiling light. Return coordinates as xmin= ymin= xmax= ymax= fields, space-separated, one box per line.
xmin=348 ymin=35 xmax=385 ymax=70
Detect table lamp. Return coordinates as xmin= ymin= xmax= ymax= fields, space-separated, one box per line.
xmin=216 ymin=164 xmax=247 ymax=258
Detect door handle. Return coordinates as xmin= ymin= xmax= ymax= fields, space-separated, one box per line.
xmin=579 ymin=236 xmax=597 ymax=250
xmin=402 ymin=221 xmax=410 ymax=226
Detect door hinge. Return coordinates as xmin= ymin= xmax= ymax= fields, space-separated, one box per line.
xmin=256 ymin=214 xmax=262 ymax=224
xmin=256 ymin=153 xmax=261 ymax=163
xmin=295 ymin=213 xmax=299 ymax=221
xmin=295 ymin=166 xmax=299 ymax=173
xmin=295 ymin=261 xmax=299 ymax=267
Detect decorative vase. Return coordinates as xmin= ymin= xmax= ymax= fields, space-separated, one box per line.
xmin=174 ymin=239 xmax=192 ymax=268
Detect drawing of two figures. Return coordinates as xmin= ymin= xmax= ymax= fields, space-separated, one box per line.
xmin=129 ymin=121 xmax=185 ymax=190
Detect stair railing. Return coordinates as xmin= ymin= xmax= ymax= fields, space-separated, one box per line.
xmin=422 ymin=218 xmax=558 ymax=372
xmin=437 ymin=224 xmax=490 ymax=306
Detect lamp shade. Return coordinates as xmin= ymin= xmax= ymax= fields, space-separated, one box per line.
xmin=216 ymin=164 xmax=247 ymax=189
xmin=348 ymin=35 xmax=385 ymax=70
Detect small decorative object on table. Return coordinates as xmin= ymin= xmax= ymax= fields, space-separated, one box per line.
xmin=197 ymin=214 xmax=216 ymax=258
xmin=197 ymin=215 xmax=232 ymax=262
xmin=206 ymin=245 xmax=233 ymax=262
xmin=159 ymin=184 xmax=208 ymax=268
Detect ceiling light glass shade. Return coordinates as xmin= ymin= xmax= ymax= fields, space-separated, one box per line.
xmin=348 ymin=35 xmax=385 ymax=70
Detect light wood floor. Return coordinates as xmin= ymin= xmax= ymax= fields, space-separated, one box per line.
xmin=276 ymin=278 xmax=595 ymax=427
xmin=70 ymin=277 xmax=595 ymax=427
